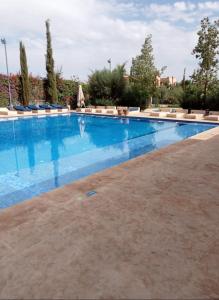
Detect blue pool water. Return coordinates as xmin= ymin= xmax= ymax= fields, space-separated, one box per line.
xmin=0 ymin=113 xmax=217 ymax=209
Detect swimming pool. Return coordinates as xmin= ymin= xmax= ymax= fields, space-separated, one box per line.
xmin=0 ymin=113 xmax=217 ymax=209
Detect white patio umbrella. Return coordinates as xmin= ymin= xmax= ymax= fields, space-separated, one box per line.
xmin=77 ymin=85 xmax=85 ymax=107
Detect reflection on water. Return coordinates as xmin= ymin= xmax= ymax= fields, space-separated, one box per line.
xmin=78 ymin=116 xmax=86 ymax=138
xmin=27 ymin=121 xmax=35 ymax=175
xmin=12 ymin=120 xmax=20 ymax=177
xmin=174 ymin=123 xmax=202 ymax=139
xmin=120 ymin=118 xmax=129 ymax=125
xmin=0 ymin=114 xmax=216 ymax=179
xmin=49 ymin=117 xmax=60 ymax=187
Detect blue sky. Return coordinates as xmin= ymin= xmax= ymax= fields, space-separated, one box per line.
xmin=0 ymin=0 xmax=219 ymax=81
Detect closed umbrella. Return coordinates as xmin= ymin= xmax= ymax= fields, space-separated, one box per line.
xmin=77 ymin=85 xmax=85 ymax=107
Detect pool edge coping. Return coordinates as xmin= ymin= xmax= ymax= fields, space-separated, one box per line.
xmin=1 ymin=110 xmax=219 ymax=125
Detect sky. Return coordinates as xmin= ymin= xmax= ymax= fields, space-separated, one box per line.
xmin=0 ymin=0 xmax=219 ymax=81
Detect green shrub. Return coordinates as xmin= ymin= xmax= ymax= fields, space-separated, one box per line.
xmin=91 ymin=99 xmax=115 ymax=106
xmin=179 ymin=84 xmax=203 ymax=109
xmin=88 ymin=64 xmax=127 ymax=102
xmin=0 ymin=97 xmax=8 ymax=107
xmin=206 ymin=85 xmax=219 ymax=110
xmin=154 ymin=85 xmax=183 ymax=106
xmin=120 ymin=84 xmax=149 ymax=110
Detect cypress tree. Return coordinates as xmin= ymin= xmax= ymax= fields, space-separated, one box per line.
xmin=19 ymin=41 xmax=30 ymax=106
xmin=45 ymin=19 xmax=58 ymax=103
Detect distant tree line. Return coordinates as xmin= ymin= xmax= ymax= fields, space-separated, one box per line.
xmin=88 ymin=17 xmax=219 ymax=110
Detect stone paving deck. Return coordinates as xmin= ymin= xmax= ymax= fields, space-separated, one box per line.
xmin=0 ymin=132 xmax=219 ymax=299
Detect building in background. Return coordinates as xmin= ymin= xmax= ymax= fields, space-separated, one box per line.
xmin=156 ymin=76 xmax=177 ymax=87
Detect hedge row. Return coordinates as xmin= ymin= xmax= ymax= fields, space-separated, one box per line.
xmin=0 ymin=73 xmax=78 ymax=107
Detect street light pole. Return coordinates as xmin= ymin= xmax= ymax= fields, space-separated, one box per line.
xmin=107 ymin=58 xmax=112 ymax=72
xmin=1 ymin=38 xmax=13 ymax=109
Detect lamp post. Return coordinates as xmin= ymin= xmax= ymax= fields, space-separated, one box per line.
xmin=1 ymin=38 xmax=13 ymax=109
xmin=107 ymin=58 xmax=111 ymax=72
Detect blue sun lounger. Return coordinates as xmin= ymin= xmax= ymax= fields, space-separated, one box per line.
xmin=14 ymin=105 xmax=32 ymax=112
xmin=39 ymin=104 xmax=57 ymax=110
xmin=51 ymin=104 xmax=67 ymax=109
xmin=27 ymin=105 xmax=45 ymax=111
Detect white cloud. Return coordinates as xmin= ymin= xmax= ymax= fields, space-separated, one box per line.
xmin=0 ymin=0 xmax=218 ymax=81
xmin=148 ymin=1 xmax=219 ymax=23
xmin=198 ymin=1 xmax=219 ymax=10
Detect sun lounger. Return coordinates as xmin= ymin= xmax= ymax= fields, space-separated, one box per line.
xmin=39 ymin=104 xmax=58 ymax=113
xmin=14 ymin=106 xmax=32 ymax=114
xmin=128 ymin=107 xmax=140 ymax=115
xmin=204 ymin=115 xmax=219 ymax=121
xmin=106 ymin=110 xmax=115 ymax=114
xmin=51 ymin=104 xmax=69 ymax=112
xmin=76 ymin=108 xmax=82 ymax=112
xmin=85 ymin=108 xmax=92 ymax=113
xmin=14 ymin=105 xmax=31 ymax=111
xmin=150 ymin=112 xmax=160 ymax=117
xmin=0 ymin=108 xmax=18 ymax=116
xmin=95 ymin=109 xmax=102 ymax=113
xmin=95 ymin=106 xmax=104 ymax=109
xmin=166 ymin=113 xmax=177 ymax=118
xmin=105 ymin=106 xmax=116 ymax=110
xmin=27 ymin=105 xmax=45 ymax=113
xmin=184 ymin=114 xmax=196 ymax=119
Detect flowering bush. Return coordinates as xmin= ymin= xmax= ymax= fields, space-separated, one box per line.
xmin=0 ymin=74 xmax=20 ymax=106
xmin=0 ymin=73 xmax=80 ymax=107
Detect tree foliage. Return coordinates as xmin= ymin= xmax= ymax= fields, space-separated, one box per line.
xmin=88 ymin=64 xmax=127 ymax=102
xmin=192 ymin=17 xmax=219 ymax=105
xmin=120 ymin=83 xmax=149 ymax=109
xmin=130 ymin=35 xmax=157 ymax=98
xmin=19 ymin=41 xmax=30 ymax=106
xmin=180 ymin=83 xmax=203 ymax=109
xmin=0 ymin=74 xmax=20 ymax=107
xmin=207 ymin=81 xmax=219 ymax=110
xmin=45 ymin=19 xmax=58 ymax=103
xmin=154 ymin=85 xmax=184 ymax=106
xmin=56 ymin=70 xmax=79 ymax=106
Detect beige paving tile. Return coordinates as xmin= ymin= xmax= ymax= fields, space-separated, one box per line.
xmin=0 ymin=134 xmax=219 ymax=299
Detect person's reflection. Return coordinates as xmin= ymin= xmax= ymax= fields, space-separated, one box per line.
xmin=46 ymin=117 xmax=61 ymax=188
xmin=51 ymin=120 xmax=60 ymax=188
xmin=78 ymin=116 xmax=86 ymax=138
xmin=123 ymin=128 xmax=130 ymax=159
xmin=27 ymin=140 xmax=35 ymax=174
xmin=52 ymin=150 xmax=59 ymax=187
xmin=120 ymin=117 xmax=129 ymax=125
xmin=27 ymin=119 xmax=36 ymax=174
xmin=12 ymin=119 xmax=20 ymax=176
xmin=174 ymin=122 xmax=201 ymax=139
